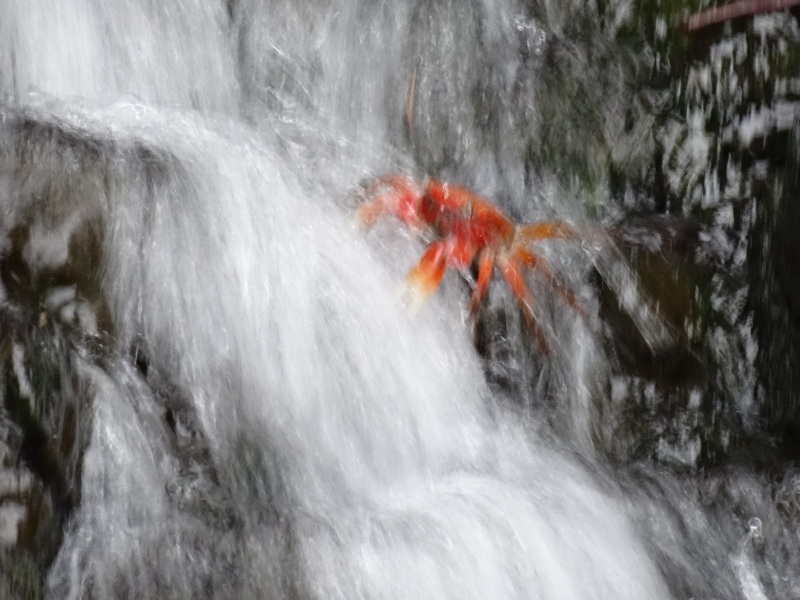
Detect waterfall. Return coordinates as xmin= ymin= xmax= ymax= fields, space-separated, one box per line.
xmin=1 ymin=1 xmax=798 ymax=599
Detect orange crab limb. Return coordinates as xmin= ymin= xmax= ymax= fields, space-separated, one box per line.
xmin=406 ymin=232 xmax=482 ymax=309
xmin=516 ymin=221 xmax=580 ymax=244
xmin=512 ymin=246 xmax=587 ymax=320
xmin=355 ymin=200 xmax=388 ymax=228
xmin=467 ymin=250 xmax=495 ymax=314
xmin=355 ymin=175 xmax=427 ymax=230
xmin=498 ymin=255 xmax=549 ymax=354
xmin=405 ymin=239 xmax=450 ymax=308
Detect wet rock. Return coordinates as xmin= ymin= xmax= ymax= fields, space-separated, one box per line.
xmin=0 ymin=466 xmax=53 ymax=551
xmin=751 ymin=118 xmax=800 ymax=448
xmin=591 ymin=8 xmax=800 ymax=470
xmin=0 ymin=407 xmax=51 ymax=599
xmin=0 ymin=115 xmax=113 ymax=337
xmin=0 ymin=310 xmax=93 ymax=564
xmin=602 ymin=215 xmax=705 ymax=384
xmin=0 ymin=108 xmax=240 ymax=596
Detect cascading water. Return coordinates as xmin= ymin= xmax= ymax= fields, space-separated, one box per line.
xmin=1 ymin=1 xmax=799 ymax=599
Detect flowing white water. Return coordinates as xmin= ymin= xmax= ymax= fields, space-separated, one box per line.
xmin=1 ymin=1 xmax=798 ymax=599
xmin=2 ymin=85 xmax=666 ymax=600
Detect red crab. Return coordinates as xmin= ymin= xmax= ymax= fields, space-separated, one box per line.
xmin=355 ymin=174 xmax=586 ymax=352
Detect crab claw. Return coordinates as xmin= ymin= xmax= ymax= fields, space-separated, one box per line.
xmin=354 ymin=175 xmax=427 ymax=230
xmin=404 ymin=239 xmax=449 ymax=313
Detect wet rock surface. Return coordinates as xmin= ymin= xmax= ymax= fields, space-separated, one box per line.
xmin=0 ymin=312 xmax=89 ymax=598
xmin=0 ymin=110 xmax=233 ymax=597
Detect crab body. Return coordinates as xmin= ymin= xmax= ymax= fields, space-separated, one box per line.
xmin=356 ymin=174 xmax=583 ymax=352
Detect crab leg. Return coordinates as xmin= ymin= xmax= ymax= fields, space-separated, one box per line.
xmin=405 ymin=239 xmax=450 ymax=311
xmin=513 ymin=246 xmax=587 ymax=319
xmin=516 ymin=221 xmax=580 ymax=244
xmin=497 ymin=254 xmax=550 ymax=354
xmin=355 ymin=175 xmax=427 ymax=230
xmin=355 ymin=198 xmax=389 ymax=228
xmin=467 ymin=250 xmax=495 ymax=314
